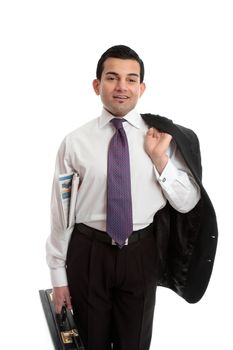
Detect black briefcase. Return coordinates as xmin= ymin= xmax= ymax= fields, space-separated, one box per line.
xmin=39 ymin=289 xmax=85 ymax=350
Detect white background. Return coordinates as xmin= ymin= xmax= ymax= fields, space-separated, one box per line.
xmin=0 ymin=1 xmax=232 ymax=349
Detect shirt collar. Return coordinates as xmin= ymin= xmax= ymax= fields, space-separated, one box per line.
xmin=99 ymin=108 xmax=141 ymax=129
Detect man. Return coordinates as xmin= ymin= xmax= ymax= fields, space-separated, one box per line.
xmin=46 ymin=45 xmax=217 ymax=350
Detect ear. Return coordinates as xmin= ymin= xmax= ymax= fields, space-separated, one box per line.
xmin=140 ymin=82 xmax=146 ymax=97
xmin=92 ymin=79 xmax=100 ymax=95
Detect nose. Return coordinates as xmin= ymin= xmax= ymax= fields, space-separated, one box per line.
xmin=115 ymin=78 xmax=128 ymax=91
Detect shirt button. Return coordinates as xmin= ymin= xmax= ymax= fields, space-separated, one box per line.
xmin=162 ymin=177 xmax=166 ymax=183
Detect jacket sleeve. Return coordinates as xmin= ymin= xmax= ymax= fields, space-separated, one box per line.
xmin=176 ymin=124 xmax=203 ymax=183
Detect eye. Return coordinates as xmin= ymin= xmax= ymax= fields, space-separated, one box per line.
xmin=106 ymin=74 xmax=118 ymax=81
xmin=127 ymin=74 xmax=139 ymax=84
xmin=127 ymin=77 xmax=138 ymax=83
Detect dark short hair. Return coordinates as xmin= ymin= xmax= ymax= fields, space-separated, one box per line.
xmin=96 ymin=45 xmax=145 ymax=83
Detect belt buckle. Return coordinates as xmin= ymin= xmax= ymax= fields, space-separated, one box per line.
xmin=111 ymin=239 xmax=128 ymax=246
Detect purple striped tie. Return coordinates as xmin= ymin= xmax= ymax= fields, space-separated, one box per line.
xmin=106 ymin=118 xmax=133 ymax=247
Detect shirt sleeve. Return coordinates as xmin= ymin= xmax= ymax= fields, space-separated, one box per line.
xmin=153 ymin=141 xmax=201 ymax=213
xmin=46 ymin=137 xmax=74 ymax=287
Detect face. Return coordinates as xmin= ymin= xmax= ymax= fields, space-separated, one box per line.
xmin=93 ymin=58 xmax=146 ymax=117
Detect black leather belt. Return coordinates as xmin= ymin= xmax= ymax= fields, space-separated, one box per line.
xmin=75 ymin=223 xmax=154 ymax=246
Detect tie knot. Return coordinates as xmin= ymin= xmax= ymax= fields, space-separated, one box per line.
xmin=111 ymin=118 xmax=124 ymax=130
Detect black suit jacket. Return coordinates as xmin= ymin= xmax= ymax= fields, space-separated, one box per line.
xmin=142 ymin=113 xmax=218 ymax=303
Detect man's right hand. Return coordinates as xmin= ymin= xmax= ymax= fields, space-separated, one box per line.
xmin=52 ymin=286 xmax=72 ymax=314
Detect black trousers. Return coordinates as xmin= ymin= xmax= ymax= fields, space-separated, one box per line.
xmin=66 ymin=224 xmax=159 ymax=350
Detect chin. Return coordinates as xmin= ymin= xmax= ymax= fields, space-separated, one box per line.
xmin=113 ymin=106 xmax=132 ymax=117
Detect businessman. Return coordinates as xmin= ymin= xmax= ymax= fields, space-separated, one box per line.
xmin=46 ymin=45 xmax=217 ymax=350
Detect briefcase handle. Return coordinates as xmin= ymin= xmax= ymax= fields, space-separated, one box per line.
xmin=56 ymin=305 xmax=85 ymax=349
xmin=56 ymin=305 xmax=67 ymax=328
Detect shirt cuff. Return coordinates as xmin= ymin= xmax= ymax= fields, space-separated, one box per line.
xmin=50 ymin=267 xmax=68 ymax=287
xmin=154 ymin=158 xmax=179 ymax=188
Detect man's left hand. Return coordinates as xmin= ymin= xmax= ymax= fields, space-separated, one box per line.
xmin=145 ymin=127 xmax=172 ymax=174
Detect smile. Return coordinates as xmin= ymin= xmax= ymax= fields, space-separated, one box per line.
xmin=113 ymin=95 xmax=129 ymax=100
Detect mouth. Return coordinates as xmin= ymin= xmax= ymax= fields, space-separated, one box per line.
xmin=113 ymin=95 xmax=129 ymax=102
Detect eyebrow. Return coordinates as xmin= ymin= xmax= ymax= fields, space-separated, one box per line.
xmin=105 ymin=72 xmax=140 ymax=78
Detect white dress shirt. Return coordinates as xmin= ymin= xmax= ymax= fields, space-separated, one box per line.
xmin=46 ymin=108 xmax=201 ymax=286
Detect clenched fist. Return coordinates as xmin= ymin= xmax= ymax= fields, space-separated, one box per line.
xmin=145 ymin=127 xmax=172 ymax=174
xmin=52 ymin=286 xmax=72 ymax=314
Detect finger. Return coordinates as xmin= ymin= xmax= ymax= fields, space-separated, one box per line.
xmin=146 ymin=127 xmax=154 ymax=136
xmin=53 ymin=293 xmax=65 ymax=314
xmin=147 ymin=128 xmax=161 ymax=139
xmin=163 ymin=133 xmax=172 ymax=142
xmin=55 ymin=300 xmax=64 ymax=314
xmin=64 ymin=294 xmax=72 ymax=310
